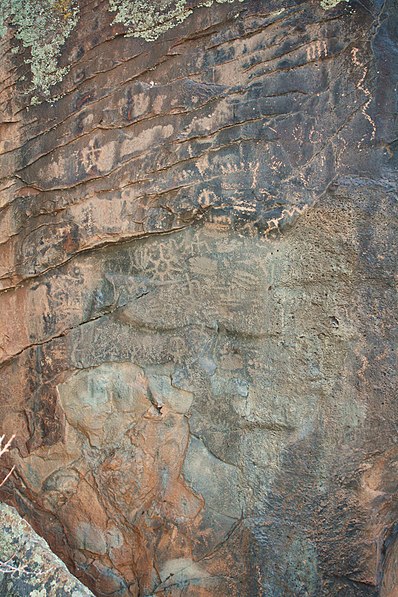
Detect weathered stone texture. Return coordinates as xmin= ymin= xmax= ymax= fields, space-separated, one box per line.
xmin=0 ymin=502 xmax=94 ymax=596
xmin=0 ymin=0 xmax=397 ymax=595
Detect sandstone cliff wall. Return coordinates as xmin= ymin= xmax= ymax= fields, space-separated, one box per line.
xmin=0 ymin=0 xmax=397 ymax=595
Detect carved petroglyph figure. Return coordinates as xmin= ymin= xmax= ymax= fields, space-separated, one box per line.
xmin=0 ymin=0 xmax=396 ymax=595
xmin=9 ymin=224 xmax=365 ymax=594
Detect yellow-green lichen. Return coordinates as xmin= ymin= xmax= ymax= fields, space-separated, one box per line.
xmin=0 ymin=0 xmax=347 ymax=100
xmin=108 ymin=0 xmax=349 ymax=41
xmin=108 ymin=0 xmax=192 ymax=41
xmin=320 ymin=0 xmax=348 ymax=8
xmin=0 ymin=0 xmax=79 ymax=98
xmin=108 ymin=0 xmax=245 ymax=42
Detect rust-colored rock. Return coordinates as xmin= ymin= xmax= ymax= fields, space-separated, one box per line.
xmin=0 ymin=0 xmax=397 ymax=595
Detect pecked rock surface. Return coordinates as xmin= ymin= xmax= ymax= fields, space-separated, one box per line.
xmin=0 ymin=0 xmax=397 ymax=595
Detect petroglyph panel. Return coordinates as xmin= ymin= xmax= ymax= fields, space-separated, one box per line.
xmin=0 ymin=0 xmax=397 ymax=595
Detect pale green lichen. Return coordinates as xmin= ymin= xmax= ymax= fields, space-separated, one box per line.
xmin=108 ymin=0 xmax=348 ymax=41
xmin=320 ymin=0 xmax=348 ymax=8
xmin=108 ymin=0 xmax=192 ymax=42
xmin=0 ymin=0 xmax=346 ymax=100
xmin=0 ymin=0 xmax=79 ymax=98
xmin=108 ymin=0 xmax=245 ymax=42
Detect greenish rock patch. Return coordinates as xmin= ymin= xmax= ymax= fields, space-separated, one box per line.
xmin=108 ymin=0 xmax=245 ymax=42
xmin=0 ymin=0 xmax=79 ymax=98
xmin=0 ymin=0 xmax=347 ymax=100
xmin=0 ymin=503 xmax=94 ymax=596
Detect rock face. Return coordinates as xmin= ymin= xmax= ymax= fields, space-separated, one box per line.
xmin=0 ymin=503 xmax=94 ymax=596
xmin=0 ymin=0 xmax=397 ymax=595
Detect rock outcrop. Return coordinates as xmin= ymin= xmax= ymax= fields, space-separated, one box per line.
xmin=0 ymin=502 xmax=94 ymax=596
xmin=0 ymin=0 xmax=397 ymax=595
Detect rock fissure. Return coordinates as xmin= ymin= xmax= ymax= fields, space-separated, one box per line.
xmin=0 ymin=0 xmax=397 ymax=595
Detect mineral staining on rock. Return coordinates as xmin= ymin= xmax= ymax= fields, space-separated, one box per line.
xmin=0 ymin=0 xmax=397 ymax=594
xmin=57 ymin=363 xmax=152 ymax=447
xmin=1 ymin=217 xmax=386 ymax=594
xmin=0 ymin=0 xmax=377 ymax=297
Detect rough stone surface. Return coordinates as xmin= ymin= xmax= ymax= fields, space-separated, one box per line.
xmin=0 ymin=0 xmax=397 ymax=595
xmin=0 ymin=502 xmax=94 ymax=595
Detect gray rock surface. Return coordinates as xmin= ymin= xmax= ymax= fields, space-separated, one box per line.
xmin=0 ymin=0 xmax=396 ymax=595
xmin=0 ymin=503 xmax=94 ymax=596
